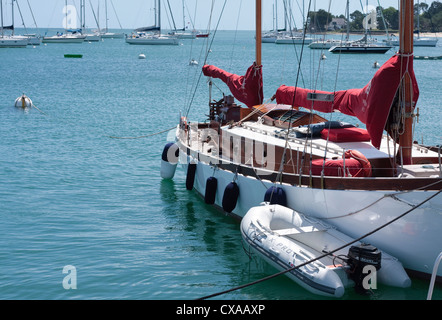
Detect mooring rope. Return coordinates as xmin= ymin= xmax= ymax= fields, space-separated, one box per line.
xmin=108 ymin=126 xmax=176 ymax=139
xmin=31 ymin=103 xmax=47 ymax=116
xmin=196 ymin=189 xmax=441 ymax=300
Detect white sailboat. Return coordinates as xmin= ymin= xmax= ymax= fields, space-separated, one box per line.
xmin=79 ymin=0 xmax=101 ymax=42
xmin=11 ymin=0 xmax=41 ymax=45
xmin=100 ymin=0 xmax=124 ymax=38
xmin=274 ymin=0 xmax=312 ymax=45
xmin=309 ymin=38 xmax=344 ymax=49
xmin=386 ymin=1 xmax=438 ymax=47
xmin=168 ymin=0 xmax=196 ymax=39
xmin=261 ymin=0 xmax=288 ymax=43
xmin=125 ymin=0 xmax=179 ymax=46
xmin=42 ymin=32 xmax=85 ymax=43
xmin=0 ymin=0 xmax=27 ymax=48
xmin=162 ymin=0 xmax=442 ymax=286
xmin=275 ymin=33 xmax=313 ymax=45
xmin=42 ymin=0 xmax=86 ymax=43
xmin=329 ymin=1 xmax=392 ymax=54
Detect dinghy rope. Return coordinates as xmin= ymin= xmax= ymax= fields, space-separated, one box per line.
xmin=196 ymin=189 xmax=441 ymax=300
xmin=323 ymin=179 xmax=442 ymax=220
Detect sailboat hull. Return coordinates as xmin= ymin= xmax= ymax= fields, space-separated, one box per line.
xmin=0 ymin=37 xmax=28 ymax=47
xmin=388 ymin=38 xmax=438 ymax=47
xmin=125 ymin=36 xmax=179 ymax=45
xmin=42 ymin=36 xmax=86 ymax=43
xmin=100 ymin=33 xmax=125 ymax=38
xmin=329 ymin=45 xmax=392 ymax=54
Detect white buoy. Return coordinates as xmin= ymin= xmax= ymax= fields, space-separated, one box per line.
xmin=14 ymin=94 xmax=33 ymax=109
xmin=189 ymin=59 xmax=198 ymax=65
xmin=138 ymin=53 xmax=146 ymax=59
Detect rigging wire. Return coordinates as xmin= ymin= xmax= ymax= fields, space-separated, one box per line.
xmin=228 ymin=0 xmax=243 ymax=73
xmin=196 ymin=189 xmax=441 ymax=300
xmin=183 ymin=0 xmax=199 ymax=110
xmin=273 ymin=0 xmax=313 ymax=186
xmin=184 ymin=0 xmax=228 ymax=119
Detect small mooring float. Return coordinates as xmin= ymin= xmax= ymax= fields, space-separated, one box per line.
xmin=138 ymin=53 xmax=146 ymax=59
xmin=14 ymin=94 xmax=33 ymax=109
xmin=241 ymin=203 xmax=411 ymax=298
xmin=64 ymin=54 xmax=83 ymax=58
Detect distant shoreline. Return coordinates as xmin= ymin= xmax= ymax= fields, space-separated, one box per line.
xmin=314 ymin=31 xmax=440 ymax=37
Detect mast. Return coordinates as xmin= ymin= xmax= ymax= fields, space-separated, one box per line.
xmin=81 ymin=0 xmax=85 ymax=32
xmin=275 ymin=0 xmax=278 ymax=32
xmin=346 ymin=0 xmax=350 ymax=41
xmin=105 ymin=0 xmax=108 ymax=32
xmin=1 ymin=0 xmax=3 ymax=37
xmin=65 ymin=0 xmax=67 ymax=30
xmin=256 ymin=0 xmax=261 ymax=66
xmin=11 ymin=0 xmax=14 ymax=35
xmin=182 ymin=0 xmax=185 ymax=31
xmin=158 ymin=0 xmax=161 ymax=33
xmin=398 ymin=0 xmax=414 ymax=165
xmin=417 ymin=0 xmax=420 ymax=39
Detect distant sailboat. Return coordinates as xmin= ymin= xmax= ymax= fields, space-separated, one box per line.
xmin=274 ymin=0 xmax=312 ymax=45
xmin=0 ymin=0 xmax=28 ymax=48
xmin=81 ymin=0 xmax=101 ymax=42
xmin=126 ymin=0 xmax=179 ymax=45
xmin=168 ymin=0 xmax=196 ymax=39
xmin=42 ymin=0 xmax=86 ymax=43
xmin=309 ymin=38 xmax=344 ymax=49
xmin=261 ymin=0 xmax=287 ymax=43
xmin=329 ymin=0 xmax=391 ymax=54
xmin=386 ymin=1 xmax=438 ymax=47
xmin=12 ymin=0 xmax=41 ymax=45
xmin=100 ymin=0 xmax=124 ymax=39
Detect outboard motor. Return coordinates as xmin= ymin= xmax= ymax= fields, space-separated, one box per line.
xmin=346 ymin=243 xmax=382 ymax=293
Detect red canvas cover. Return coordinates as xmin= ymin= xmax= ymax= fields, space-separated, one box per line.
xmin=311 ymin=149 xmax=372 ymax=177
xmin=274 ymin=54 xmax=419 ymax=149
xmin=202 ymin=62 xmax=263 ymax=108
xmin=321 ymin=127 xmax=371 ymax=142
xmin=311 ymin=158 xmax=363 ymax=177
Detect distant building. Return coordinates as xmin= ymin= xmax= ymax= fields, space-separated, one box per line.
xmin=327 ymin=18 xmax=347 ymax=31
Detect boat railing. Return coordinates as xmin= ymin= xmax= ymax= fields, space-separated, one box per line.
xmin=427 ymin=251 xmax=442 ymax=300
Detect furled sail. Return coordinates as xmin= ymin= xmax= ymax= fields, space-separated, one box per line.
xmin=275 ymin=54 xmax=419 ymax=149
xmin=202 ymin=62 xmax=263 ymax=108
xmin=1 ymin=25 xmax=14 ymax=30
xmin=135 ymin=26 xmax=160 ymax=32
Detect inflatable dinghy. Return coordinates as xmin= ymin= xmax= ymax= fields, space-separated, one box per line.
xmin=241 ymin=204 xmax=411 ymax=298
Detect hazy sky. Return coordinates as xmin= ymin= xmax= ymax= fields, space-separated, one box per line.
xmin=4 ymin=0 xmax=403 ymax=31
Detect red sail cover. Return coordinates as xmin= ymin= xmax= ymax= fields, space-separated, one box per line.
xmin=202 ymin=62 xmax=263 ymax=108
xmin=275 ymin=54 xmax=419 ymax=149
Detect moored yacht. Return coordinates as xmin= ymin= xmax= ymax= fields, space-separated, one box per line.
xmin=162 ymin=0 xmax=442 ymax=284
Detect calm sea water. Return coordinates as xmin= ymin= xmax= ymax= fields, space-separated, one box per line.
xmin=0 ymin=29 xmax=441 ymax=301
